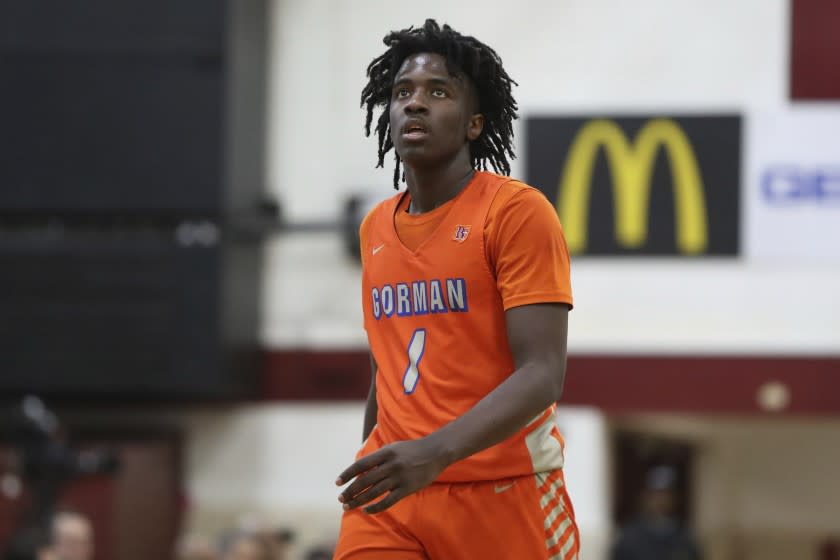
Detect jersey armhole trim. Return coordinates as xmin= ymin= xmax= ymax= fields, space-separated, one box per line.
xmin=502 ymin=292 xmax=574 ymax=311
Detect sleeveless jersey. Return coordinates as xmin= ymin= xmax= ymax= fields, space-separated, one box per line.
xmin=360 ymin=171 xmax=566 ymax=482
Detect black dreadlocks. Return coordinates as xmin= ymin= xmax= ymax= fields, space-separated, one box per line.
xmin=361 ymin=19 xmax=519 ymax=188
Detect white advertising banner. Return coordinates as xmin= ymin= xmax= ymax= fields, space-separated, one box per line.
xmin=746 ymin=109 xmax=840 ymax=260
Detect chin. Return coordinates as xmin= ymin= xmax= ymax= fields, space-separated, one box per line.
xmin=397 ymin=147 xmax=435 ymax=168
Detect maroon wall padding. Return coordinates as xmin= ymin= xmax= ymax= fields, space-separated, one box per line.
xmin=263 ymin=350 xmax=372 ymax=401
xmin=263 ymin=351 xmax=840 ymax=415
xmin=791 ymin=0 xmax=840 ymax=99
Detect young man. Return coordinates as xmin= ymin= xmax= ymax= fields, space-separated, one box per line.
xmin=334 ymin=20 xmax=578 ymax=560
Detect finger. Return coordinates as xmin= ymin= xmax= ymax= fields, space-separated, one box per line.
xmin=339 ymin=464 xmax=391 ymax=504
xmin=336 ymin=450 xmax=387 ymax=485
xmin=364 ymin=488 xmax=406 ymax=515
xmin=343 ymin=478 xmax=395 ymax=511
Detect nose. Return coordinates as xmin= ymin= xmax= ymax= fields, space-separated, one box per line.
xmin=404 ymin=91 xmax=428 ymax=115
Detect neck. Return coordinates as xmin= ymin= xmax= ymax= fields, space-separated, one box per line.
xmin=403 ymin=152 xmax=475 ymax=214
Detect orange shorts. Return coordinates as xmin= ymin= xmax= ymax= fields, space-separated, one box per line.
xmin=334 ymin=469 xmax=579 ymax=560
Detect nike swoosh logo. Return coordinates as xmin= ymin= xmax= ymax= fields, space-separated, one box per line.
xmin=494 ymin=483 xmax=515 ymax=494
xmin=372 ymin=244 xmax=385 ymax=255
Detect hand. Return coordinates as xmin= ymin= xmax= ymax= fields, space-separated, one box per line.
xmin=335 ymin=438 xmax=450 ymax=514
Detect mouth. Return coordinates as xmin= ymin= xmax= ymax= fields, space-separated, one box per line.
xmin=401 ymin=121 xmax=429 ymax=141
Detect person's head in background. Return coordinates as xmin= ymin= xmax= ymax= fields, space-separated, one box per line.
xmin=641 ymin=465 xmax=679 ymax=521
xmin=304 ymin=547 xmax=333 ymax=560
xmin=175 ymin=534 xmax=219 ymax=560
xmin=220 ymin=533 xmax=273 ymax=560
xmin=50 ymin=510 xmax=93 ymax=560
xmin=266 ymin=529 xmax=293 ymax=560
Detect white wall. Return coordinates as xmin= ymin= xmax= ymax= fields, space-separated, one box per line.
xmin=183 ymin=405 xmax=611 ymax=559
xmin=185 ymin=404 xmax=363 ymax=512
xmin=264 ymin=237 xmax=840 ymax=353
xmin=181 ymin=407 xmax=840 ymax=560
xmin=262 ymin=0 xmax=840 ymax=354
xmin=267 ymin=0 xmax=788 ymax=221
xmin=240 ymin=2 xmax=840 ymax=558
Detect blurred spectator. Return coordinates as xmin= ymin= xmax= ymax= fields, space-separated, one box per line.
xmin=3 ymin=527 xmax=53 ymax=560
xmin=49 ymin=510 xmax=93 ymax=560
xmin=611 ymin=465 xmax=702 ymax=560
xmin=266 ymin=528 xmax=294 ymax=560
xmin=304 ymin=546 xmax=334 ymax=560
xmin=219 ymin=515 xmax=293 ymax=560
xmin=220 ymin=532 xmax=273 ymax=560
xmin=175 ymin=534 xmax=219 ymax=560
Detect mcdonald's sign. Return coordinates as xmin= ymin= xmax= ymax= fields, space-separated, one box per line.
xmin=526 ymin=116 xmax=741 ymax=256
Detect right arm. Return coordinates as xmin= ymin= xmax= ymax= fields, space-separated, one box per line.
xmin=362 ymin=352 xmax=378 ymax=442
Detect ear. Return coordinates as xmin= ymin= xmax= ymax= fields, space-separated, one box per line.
xmin=466 ymin=113 xmax=484 ymax=141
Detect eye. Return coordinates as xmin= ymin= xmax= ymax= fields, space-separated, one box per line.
xmin=431 ymin=88 xmax=447 ymax=98
xmin=394 ymin=87 xmax=410 ymax=99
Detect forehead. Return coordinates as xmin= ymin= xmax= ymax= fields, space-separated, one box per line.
xmin=395 ymin=52 xmax=459 ymax=82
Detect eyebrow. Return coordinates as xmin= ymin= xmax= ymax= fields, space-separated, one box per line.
xmin=392 ymin=76 xmax=457 ymax=88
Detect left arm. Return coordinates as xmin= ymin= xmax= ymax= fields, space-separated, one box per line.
xmin=337 ymin=302 xmax=569 ymax=513
xmin=424 ymin=302 xmax=568 ymax=463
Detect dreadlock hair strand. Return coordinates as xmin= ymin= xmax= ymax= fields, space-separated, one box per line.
xmin=361 ymin=19 xmax=519 ymax=188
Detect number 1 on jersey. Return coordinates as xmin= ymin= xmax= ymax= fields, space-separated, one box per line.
xmin=402 ymin=328 xmax=426 ymax=394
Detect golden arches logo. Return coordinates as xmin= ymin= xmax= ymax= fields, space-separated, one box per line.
xmin=557 ymin=118 xmax=708 ymax=255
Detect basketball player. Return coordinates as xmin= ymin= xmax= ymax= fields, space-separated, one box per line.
xmin=334 ymin=20 xmax=579 ymax=559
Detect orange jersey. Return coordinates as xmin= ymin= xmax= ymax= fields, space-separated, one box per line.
xmin=359 ymin=171 xmax=573 ymax=482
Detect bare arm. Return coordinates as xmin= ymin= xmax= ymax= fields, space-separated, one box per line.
xmin=362 ymin=353 xmax=378 ymax=442
xmin=425 ymin=302 xmax=568 ymax=464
